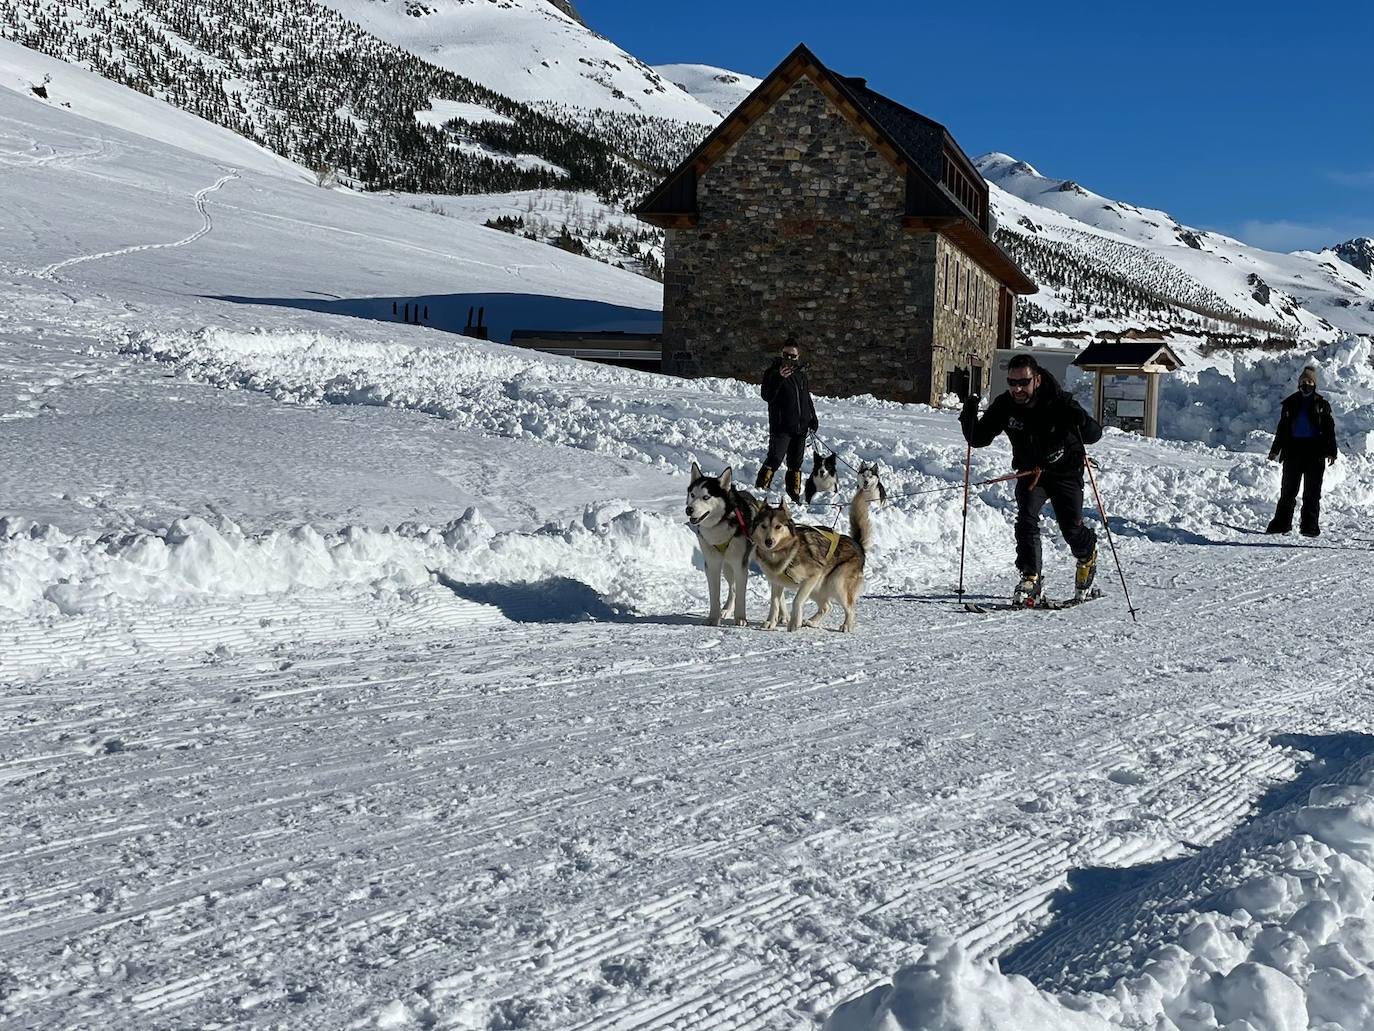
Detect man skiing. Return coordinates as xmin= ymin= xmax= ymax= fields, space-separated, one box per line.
xmin=757 ymin=338 xmax=818 ymax=504
xmin=1266 ymin=365 xmax=1338 ymax=537
xmin=960 ymin=354 xmax=1103 ymax=605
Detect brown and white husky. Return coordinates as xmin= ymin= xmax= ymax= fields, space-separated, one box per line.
xmin=749 ymin=476 xmax=878 ymax=632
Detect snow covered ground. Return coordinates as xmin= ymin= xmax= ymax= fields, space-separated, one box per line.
xmin=6 ymin=57 xmax=1374 ymax=1031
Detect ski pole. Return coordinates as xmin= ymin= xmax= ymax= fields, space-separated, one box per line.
xmin=957 ymin=442 xmax=971 ymax=598
xmin=1084 ymin=455 xmax=1137 ymax=623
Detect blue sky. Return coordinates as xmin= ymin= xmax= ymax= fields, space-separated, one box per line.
xmin=581 ymin=0 xmax=1374 ymax=252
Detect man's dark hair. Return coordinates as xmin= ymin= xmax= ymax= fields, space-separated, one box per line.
xmin=1007 ymin=353 xmax=1040 ymax=372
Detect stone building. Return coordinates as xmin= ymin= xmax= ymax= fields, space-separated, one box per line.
xmin=635 ymin=44 xmax=1036 ymax=404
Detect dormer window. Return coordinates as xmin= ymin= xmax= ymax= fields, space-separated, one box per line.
xmin=941 ymin=150 xmax=985 ymax=226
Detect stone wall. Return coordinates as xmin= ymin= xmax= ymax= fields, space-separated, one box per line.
xmin=662 ymin=74 xmax=938 ymax=403
xmin=932 ymin=235 xmax=1000 ymax=398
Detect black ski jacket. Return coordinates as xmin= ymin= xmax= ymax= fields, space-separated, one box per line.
xmin=1270 ymin=391 xmax=1337 ymax=461
xmin=960 ymin=372 xmax=1102 ymax=472
xmin=761 ymin=359 xmax=817 ymax=436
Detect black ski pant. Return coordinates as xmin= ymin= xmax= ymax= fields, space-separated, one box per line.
xmin=1272 ymin=441 xmax=1326 ymax=532
xmin=1014 ymin=467 xmax=1096 ymax=576
xmin=764 ymin=430 xmax=807 ymax=473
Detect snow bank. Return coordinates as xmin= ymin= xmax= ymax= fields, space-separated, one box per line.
xmin=112 ymin=325 xmax=1374 ymax=607
xmin=0 ymin=504 xmax=696 ymax=622
xmin=1160 ymin=336 xmax=1374 ymax=455
xmin=826 ymin=756 xmax=1374 ymax=1031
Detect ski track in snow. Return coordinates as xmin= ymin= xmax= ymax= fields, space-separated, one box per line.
xmin=3 ymin=547 xmax=1370 ymax=1029
xmin=38 ymin=171 xmax=239 ymax=279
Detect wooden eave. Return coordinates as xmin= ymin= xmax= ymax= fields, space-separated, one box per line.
xmin=636 ymin=213 xmax=699 ymax=229
xmin=1073 ymin=343 xmax=1185 ymax=372
xmin=904 ymin=216 xmax=1038 ymax=295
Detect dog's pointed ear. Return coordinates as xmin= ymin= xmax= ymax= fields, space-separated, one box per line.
xmin=879 ymin=479 xmax=888 ymax=504
xmin=691 ymin=461 xmax=702 ymax=481
xmin=813 ymin=449 xmax=823 ymax=464
xmin=826 ymin=454 xmax=837 ymax=472
xmin=779 ymin=500 xmax=790 ymax=519
xmin=719 ymin=466 xmax=733 ymax=489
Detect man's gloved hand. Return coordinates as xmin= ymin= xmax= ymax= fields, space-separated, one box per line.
xmin=961 ymin=393 xmax=980 ymax=415
xmin=808 ymin=415 xmax=818 ymax=431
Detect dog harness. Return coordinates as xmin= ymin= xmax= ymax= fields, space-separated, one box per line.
xmin=698 ymin=503 xmax=754 ymax=554
xmin=782 ymin=528 xmax=841 ymax=584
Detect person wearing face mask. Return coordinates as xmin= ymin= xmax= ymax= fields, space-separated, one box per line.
xmin=960 ymin=353 xmax=1103 ymax=605
xmin=1266 ymin=366 xmax=1338 ymax=537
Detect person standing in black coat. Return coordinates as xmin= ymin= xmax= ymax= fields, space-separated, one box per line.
xmin=960 ymin=353 xmax=1104 ymax=604
xmin=1266 ymin=366 xmax=1338 ymax=537
xmin=757 ymin=339 xmax=817 ymax=503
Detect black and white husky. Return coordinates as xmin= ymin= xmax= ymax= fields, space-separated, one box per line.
xmin=686 ymin=462 xmax=761 ymax=626
xmin=804 ymin=450 xmax=839 ymax=503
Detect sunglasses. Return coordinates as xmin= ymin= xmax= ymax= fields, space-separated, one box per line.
xmin=1007 ymin=376 xmax=1033 ymax=387
xmin=782 ymin=353 xmax=800 ymax=360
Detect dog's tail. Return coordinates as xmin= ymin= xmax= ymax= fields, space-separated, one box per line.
xmin=849 ymin=485 xmax=873 ymax=557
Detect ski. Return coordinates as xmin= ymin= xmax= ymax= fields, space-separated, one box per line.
xmin=964 ymin=588 xmax=1104 ymax=614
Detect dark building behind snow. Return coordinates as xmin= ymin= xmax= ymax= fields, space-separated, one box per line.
xmin=635 ymin=44 xmax=1036 ymax=404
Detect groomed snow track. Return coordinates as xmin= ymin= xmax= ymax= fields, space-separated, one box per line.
xmin=4 ymin=543 xmax=1371 ymax=1029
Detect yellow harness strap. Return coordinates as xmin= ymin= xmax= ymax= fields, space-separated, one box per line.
xmin=784 ymin=529 xmax=841 ymax=584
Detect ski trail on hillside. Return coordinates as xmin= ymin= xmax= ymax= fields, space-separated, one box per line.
xmin=39 ymin=171 xmax=239 ymax=279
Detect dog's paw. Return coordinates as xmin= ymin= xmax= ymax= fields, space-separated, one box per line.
xmin=803 ymin=618 xmax=823 ymax=628
xmin=733 ymin=617 xmax=749 ymax=628
xmin=762 ymin=619 xmax=778 ymax=630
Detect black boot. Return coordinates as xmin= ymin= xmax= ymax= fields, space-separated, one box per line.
xmin=756 ymin=465 xmax=775 ymax=490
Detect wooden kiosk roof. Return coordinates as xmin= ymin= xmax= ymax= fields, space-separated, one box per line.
xmin=633 ymin=43 xmax=1036 ymax=295
xmin=1072 ymin=340 xmax=1185 ymax=372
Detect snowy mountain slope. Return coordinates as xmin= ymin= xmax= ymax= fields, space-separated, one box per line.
xmin=652 ymin=62 xmax=764 ymax=117
xmin=7 ymin=64 xmax=1374 ymax=1031
xmin=0 ymin=3 xmax=672 ymax=199
xmin=981 ymin=153 xmax=1374 ymax=342
xmin=0 ymin=37 xmax=304 ymax=179
xmin=318 ymin=0 xmax=724 ymax=124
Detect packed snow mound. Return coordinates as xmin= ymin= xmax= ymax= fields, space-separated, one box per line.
xmin=114 ymin=323 xmax=1374 ymax=598
xmin=1160 ymin=336 xmax=1374 ymax=456
xmin=827 ymin=754 xmax=1374 ymax=1030
xmin=0 ymin=505 xmax=695 ymax=622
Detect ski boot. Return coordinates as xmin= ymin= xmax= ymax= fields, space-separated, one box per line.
xmin=785 ymin=469 xmax=803 ymax=504
xmin=756 ymin=465 xmax=776 ymax=491
xmin=1013 ymin=572 xmax=1044 ymax=608
xmin=1074 ymin=544 xmax=1098 ymax=601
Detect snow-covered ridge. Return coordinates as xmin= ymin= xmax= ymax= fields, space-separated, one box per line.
xmin=652 ymin=62 xmax=763 ymax=118
xmin=318 ymin=0 xmax=725 ymax=124
xmin=980 ymin=152 xmax=1374 ymax=343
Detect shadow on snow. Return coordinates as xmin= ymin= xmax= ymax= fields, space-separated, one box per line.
xmin=431 ymin=571 xmax=695 ymax=626
xmin=999 ymin=731 xmax=1374 ymax=993
xmin=205 ymin=291 xmax=661 ymax=345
